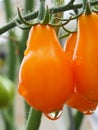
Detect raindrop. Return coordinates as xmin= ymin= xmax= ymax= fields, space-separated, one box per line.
xmin=82 ymin=110 xmax=94 ymax=115
xmin=44 ymin=110 xmax=63 ymax=120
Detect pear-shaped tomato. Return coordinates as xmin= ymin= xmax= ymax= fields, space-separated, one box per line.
xmin=0 ymin=75 xmax=15 ymax=108
xmin=72 ymin=13 xmax=98 ymax=103
xmin=18 ymin=24 xmax=74 ymax=113
xmin=64 ymin=32 xmax=97 ymax=114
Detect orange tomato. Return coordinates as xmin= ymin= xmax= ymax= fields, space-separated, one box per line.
xmin=72 ymin=13 xmax=98 ymax=103
xmin=66 ymin=92 xmax=97 ymax=114
xmin=64 ymin=32 xmax=77 ymax=61
xmin=18 ymin=24 xmax=74 ymax=113
xmin=64 ymin=32 xmax=97 ymax=114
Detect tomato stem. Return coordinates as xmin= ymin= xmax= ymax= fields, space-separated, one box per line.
xmin=3 ymin=1 xmax=17 ymax=130
xmin=68 ymin=107 xmax=76 ymax=130
xmin=42 ymin=6 xmax=50 ymax=24
xmin=38 ymin=0 xmax=46 ymax=21
xmin=26 ymin=108 xmax=42 ymax=130
xmin=74 ymin=111 xmax=84 ymax=130
xmin=85 ymin=2 xmax=92 ymax=15
xmin=83 ymin=0 xmax=92 ymax=15
xmin=83 ymin=0 xmax=88 ymax=11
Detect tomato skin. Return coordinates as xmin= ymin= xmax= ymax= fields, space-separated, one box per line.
xmin=72 ymin=13 xmax=98 ymax=103
xmin=66 ymin=92 xmax=97 ymax=113
xmin=0 ymin=75 xmax=15 ymax=108
xmin=18 ymin=24 xmax=74 ymax=113
xmin=64 ymin=32 xmax=97 ymax=113
xmin=64 ymin=32 xmax=77 ymax=61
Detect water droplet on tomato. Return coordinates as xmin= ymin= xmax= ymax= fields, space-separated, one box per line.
xmin=24 ymin=49 xmax=29 ymax=56
xmin=82 ymin=110 xmax=94 ymax=115
xmin=44 ymin=110 xmax=62 ymax=120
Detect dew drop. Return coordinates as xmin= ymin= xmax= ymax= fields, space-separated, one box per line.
xmin=24 ymin=49 xmax=29 ymax=56
xmin=82 ymin=110 xmax=94 ymax=115
xmin=44 ymin=110 xmax=63 ymax=120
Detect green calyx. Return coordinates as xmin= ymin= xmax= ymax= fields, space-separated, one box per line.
xmin=82 ymin=0 xmax=92 ymax=15
xmin=16 ymin=7 xmax=73 ymax=30
xmin=85 ymin=2 xmax=92 ymax=15
xmin=16 ymin=0 xmax=81 ymax=30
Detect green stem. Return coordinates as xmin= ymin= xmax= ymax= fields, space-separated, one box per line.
xmin=0 ymin=11 xmax=38 ymax=35
xmin=38 ymin=0 xmax=46 ymax=20
xmin=25 ymin=0 xmax=35 ymax=12
xmin=4 ymin=0 xmax=16 ymax=81
xmin=0 ymin=1 xmax=98 ymax=34
xmin=8 ymin=32 xmax=16 ymax=81
xmin=51 ymin=0 xmax=64 ymax=33
xmin=3 ymin=0 xmax=13 ymax=20
xmin=68 ymin=107 xmax=76 ymax=130
xmin=74 ymin=111 xmax=84 ymax=130
xmin=83 ymin=0 xmax=88 ymax=10
xmin=1 ymin=109 xmax=15 ymax=130
xmin=83 ymin=0 xmax=92 ymax=15
xmin=3 ymin=0 xmax=17 ymax=130
xmin=26 ymin=108 xmax=42 ymax=130
xmin=19 ymin=0 xmax=36 ymax=121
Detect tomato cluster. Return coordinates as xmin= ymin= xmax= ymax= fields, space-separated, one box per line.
xmin=18 ymin=12 xmax=98 ymax=116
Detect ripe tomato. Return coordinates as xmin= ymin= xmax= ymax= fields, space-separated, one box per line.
xmin=64 ymin=32 xmax=97 ymax=113
xmin=18 ymin=24 xmax=74 ymax=113
xmin=66 ymin=91 xmax=97 ymax=114
xmin=73 ymin=13 xmax=98 ymax=103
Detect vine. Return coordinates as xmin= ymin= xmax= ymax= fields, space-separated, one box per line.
xmin=0 ymin=0 xmax=98 ymax=34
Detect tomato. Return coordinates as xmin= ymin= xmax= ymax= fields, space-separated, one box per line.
xmin=64 ymin=32 xmax=97 ymax=114
xmin=72 ymin=13 xmax=98 ymax=103
xmin=0 ymin=75 xmax=15 ymax=108
xmin=64 ymin=32 xmax=77 ymax=61
xmin=18 ymin=24 xmax=74 ymax=113
xmin=66 ymin=92 xmax=97 ymax=114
